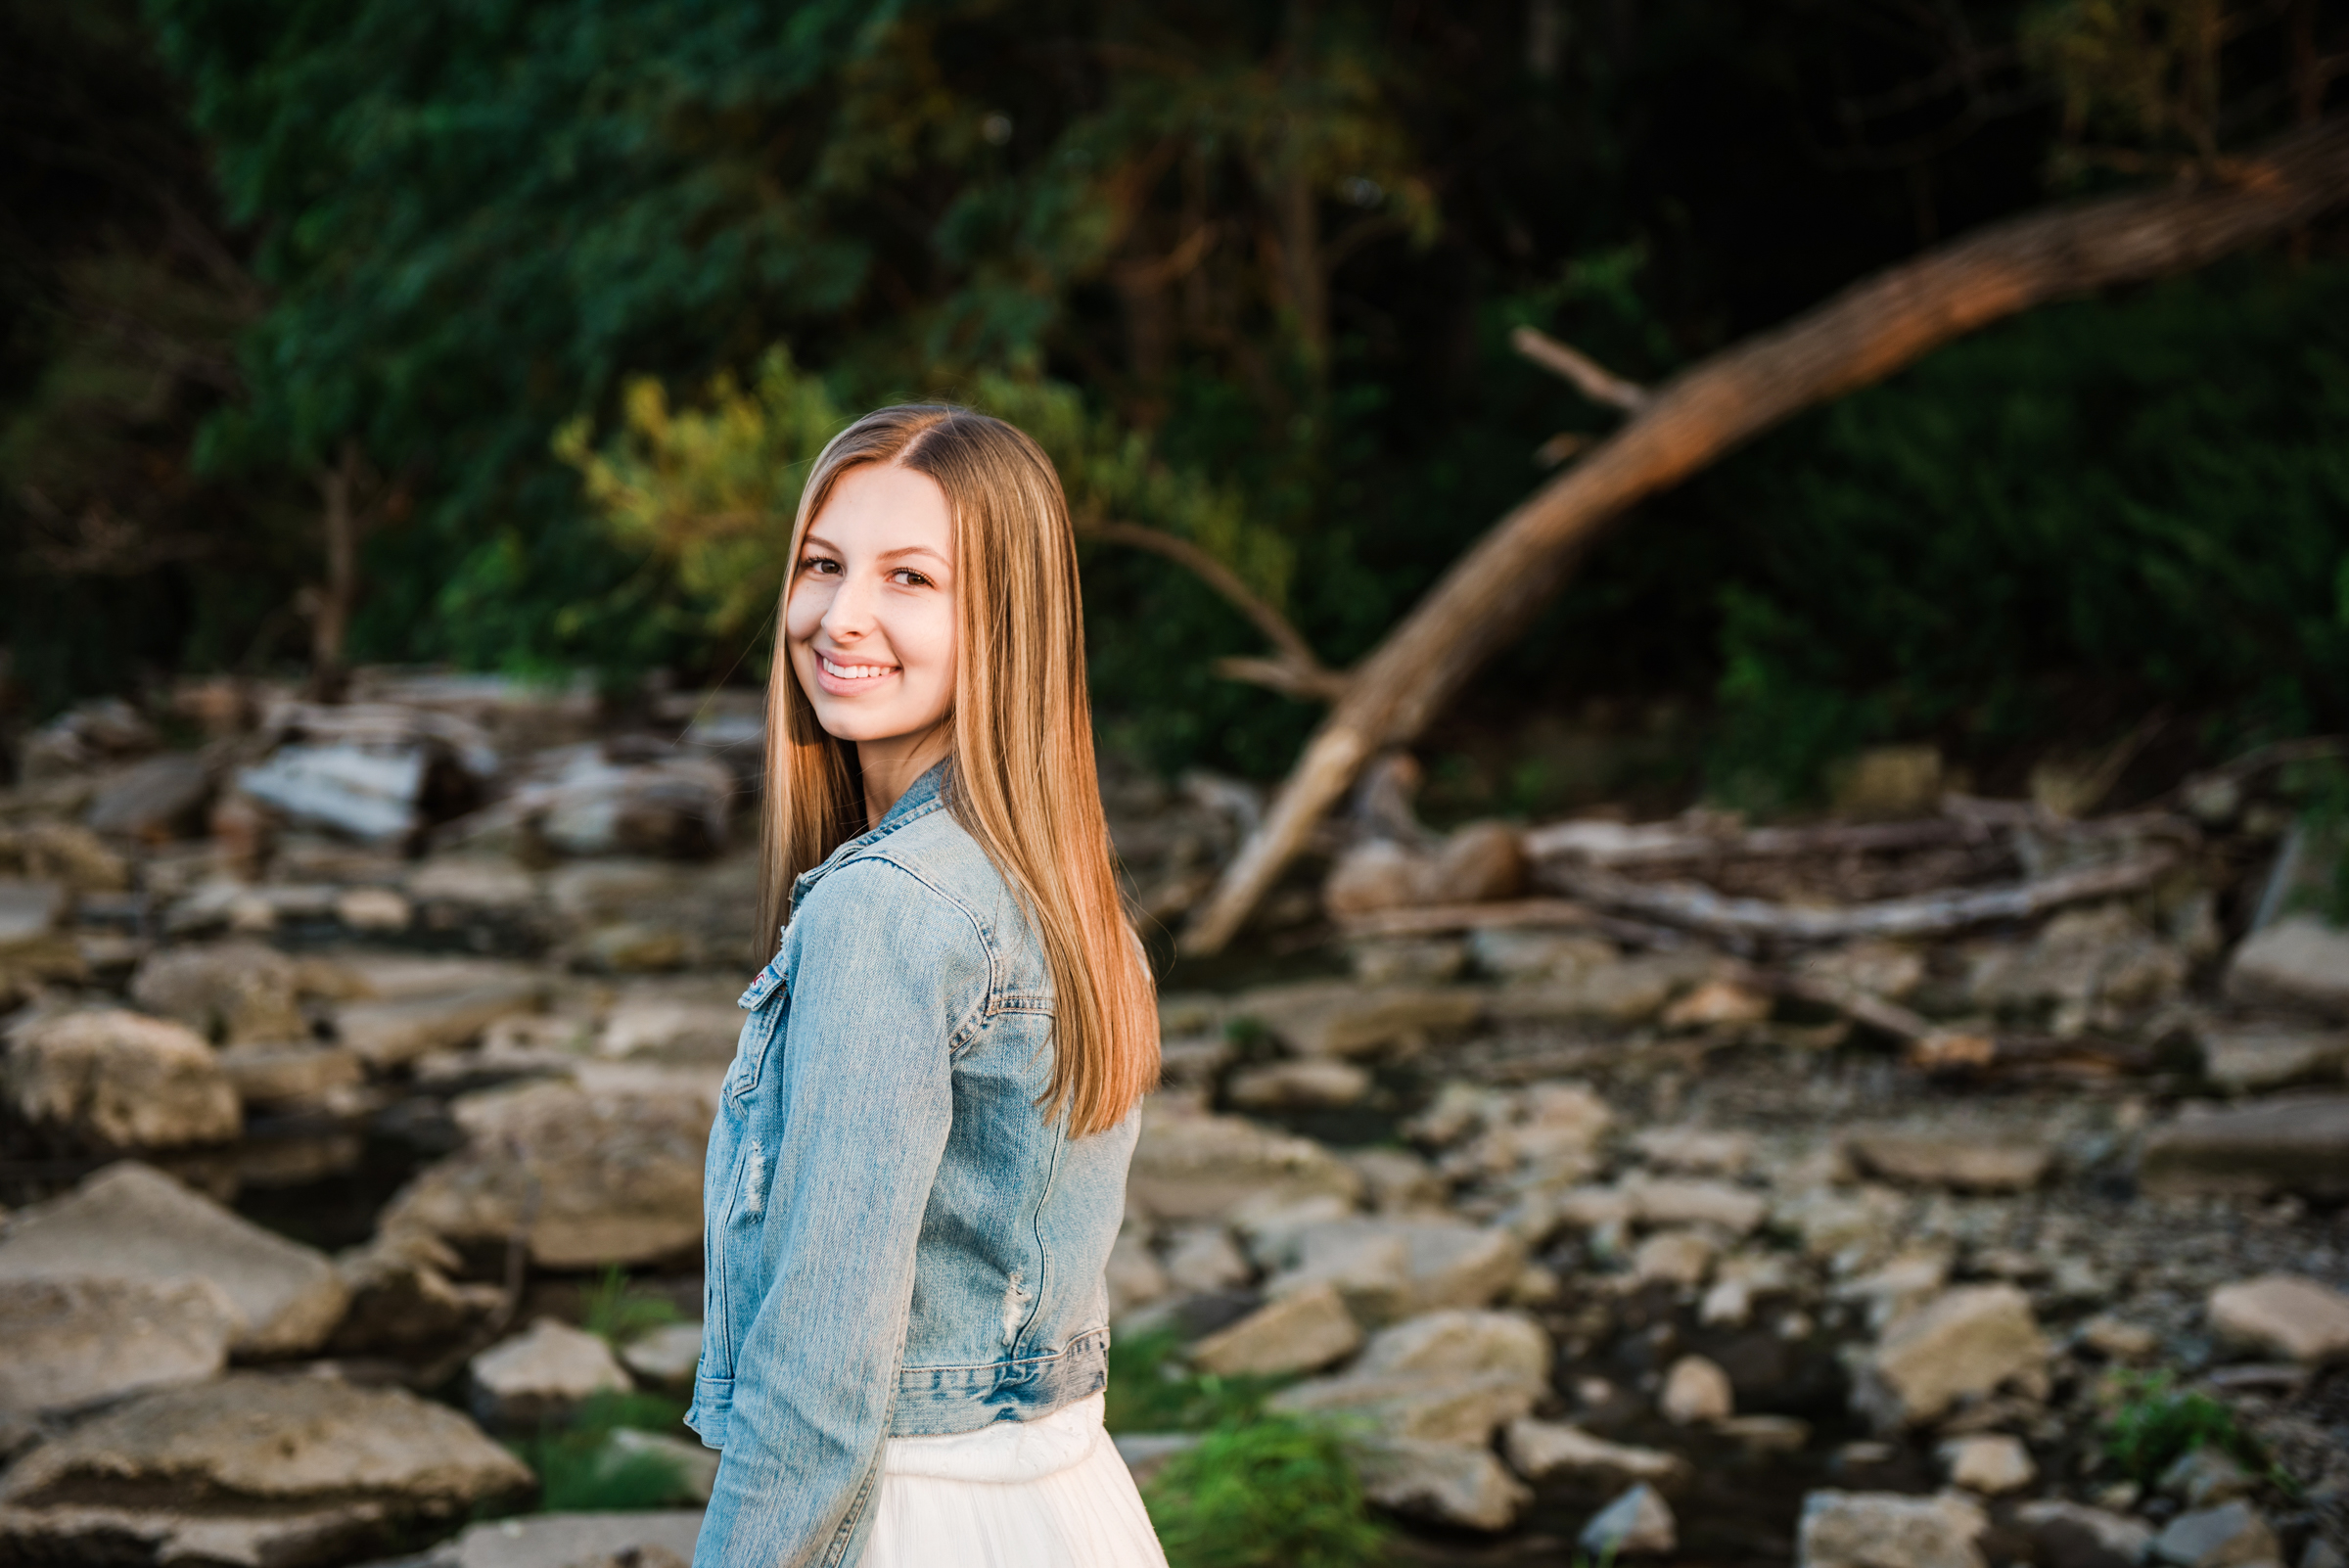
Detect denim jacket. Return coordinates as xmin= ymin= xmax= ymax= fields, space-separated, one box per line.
xmin=687 ymin=762 xmax=1140 ymax=1568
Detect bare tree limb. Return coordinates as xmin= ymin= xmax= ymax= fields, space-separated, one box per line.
xmin=1183 ymin=117 xmax=2349 ymax=953
xmin=1510 ymin=325 xmax=1652 ymax=412
xmin=1084 ymin=519 xmax=1350 ymax=700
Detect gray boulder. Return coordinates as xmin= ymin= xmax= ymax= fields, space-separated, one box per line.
xmin=1354 ymin=1438 xmax=1531 ymax=1533
xmin=2206 ymin=1272 xmax=2349 ymax=1362
xmin=0 ymin=1275 xmax=238 ymax=1414
xmin=403 ymin=1510 xmax=705 ymax=1568
xmin=1127 ymin=1103 xmax=1362 ymax=1220
xmin=620 ymin=1321 xmax=707 ymax=1390
xmin=2139 ymin=1094 xmax=2349 ymax=1200
xmin=2013 ymin=1500 xmax=2156 ymax=1568
xmin=2226 ymin=915 xmax=2349 ymax=1017
xmin=0 ymin=1373 xmax=532 ymax=1567
xmin=1852 ymin=1285 xmax=2048 ymax=1431
xmin=3 ymin=1009 xmax=241 ymax=1150
xmin=85 ymin=753 xmax=212 ymax=840
xmin=328 ymin=1232 xmax=507 ymax=1358
xmin=1502 ymin=1420 xmax=1689 ymax=1487
xmin=380 ymin=1078 xmax=709 ymax=1268
xmin=1263 ymin=1217 xmax=1524 ymax=1324
xmin=1845 ymin=1130 xmax=2050 ymax=1192
xmin=2197 ymin=1024 xmax=2348 ymax=1092
xmin=0 ymin=1161 xmax=347 ymax=1357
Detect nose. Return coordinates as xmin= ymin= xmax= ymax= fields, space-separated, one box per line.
xmin=818 ymin=567 xmax=878 ymax=642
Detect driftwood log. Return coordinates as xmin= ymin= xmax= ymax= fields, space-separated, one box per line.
xmin=1181 ymin=117 xmax=2349 ymax=953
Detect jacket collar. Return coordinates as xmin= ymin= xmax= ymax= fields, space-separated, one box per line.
xmin=787 ymin=760 xmax=950 ymax=915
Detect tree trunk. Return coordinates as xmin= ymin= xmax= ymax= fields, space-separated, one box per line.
xmin=307 ymin=439 xmax=363 ymax=702
xmin=1182 ymin=116 xmax=2349 ymax=953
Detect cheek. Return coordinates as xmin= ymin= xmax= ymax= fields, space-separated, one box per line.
xmin=783 ymin=581 xmax=827 ymax=642
xmin=902 ymin=600 xmax=958 ymax=693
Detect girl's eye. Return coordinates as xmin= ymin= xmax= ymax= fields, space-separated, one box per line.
xmin=801 ymin=555 xmax=839 ymax=575
xmin=893 ymin=569 xmax=933 ymax=587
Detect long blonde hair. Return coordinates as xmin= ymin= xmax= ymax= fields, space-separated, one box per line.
xmin=757 ymin=404 xmax=1158 ymax=1136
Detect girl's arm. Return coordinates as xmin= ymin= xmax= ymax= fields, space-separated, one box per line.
xmin=694 ymin=857 xmax=979 ymax=1568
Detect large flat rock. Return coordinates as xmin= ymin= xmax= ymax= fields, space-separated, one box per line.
xmin=395 ymin=1510 xmax=705 ymax=1568
xmin=0 ymin=1373 xmax=531 ymax=1567
xmin=2138 ymin=1094 xmax=2349 ymax=1199
xmin=1126 ymin=1102 xmax=1362 ymax=1220
xmin=2225 ymin=915 xmax=2349 ymax=1017
xmin=0 ymin=1161 xmax=346 ymax=1357
xmin=0 ymin=1275 xmax=238 ymax=1415
xmin=130 ymin=942 xmax=305 ymax=1045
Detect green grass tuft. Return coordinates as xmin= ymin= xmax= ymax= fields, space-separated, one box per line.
xmin=2101 ymin=1371 xmax=2259 ymax=1484
xmin=579 ymin=1266 xmax=684 ymax=1348
xmin=1144 ymin=1415 xmax=1390 ymax=1568
xmin=509 ymin=1390 xmax=700 ymax=1513
xmin=1106 ymin=1328 xmax=1293 ymax=1434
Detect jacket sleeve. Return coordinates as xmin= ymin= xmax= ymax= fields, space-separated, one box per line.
xmin=693 ymin=858 xmax=979 ymax=1568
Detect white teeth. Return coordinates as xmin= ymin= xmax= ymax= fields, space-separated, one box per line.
xmin=820 ymin=654 xmax=893 ymax=681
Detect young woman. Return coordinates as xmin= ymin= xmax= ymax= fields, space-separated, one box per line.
xmin=686 ymin=405 xmax=1167 ymax=1568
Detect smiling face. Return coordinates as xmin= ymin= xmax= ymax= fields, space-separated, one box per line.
xmin=785 ymin=461 xmax=959 ymax=761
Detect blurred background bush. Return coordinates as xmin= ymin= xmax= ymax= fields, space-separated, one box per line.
xmin=4 ymin=0 xmax=2343 ymax=807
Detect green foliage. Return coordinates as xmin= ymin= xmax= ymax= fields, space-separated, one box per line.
xmin=509 ymin=1390 xmax=699 ymax=1513
xmin=1698 ymin=261 xmax=2349 ymax=808
xmin=2100 ymin=1371 xmax=2259 ymax=1484
xmin=578 ymin=1267 xmax=684 ymax=1349
xmin=1105 ymin=1328 xmax=1291 ymax=1434
xmin=1144 ymin=1415 xmax=1391 ymax=1568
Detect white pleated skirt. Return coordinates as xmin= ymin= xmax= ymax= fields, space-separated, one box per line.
xmin=862 ymin=1394 xmax=1169 ymax=1568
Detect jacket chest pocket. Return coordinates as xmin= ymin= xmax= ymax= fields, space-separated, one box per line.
xmin=727 ymin=962 xmax=789 ymax=1105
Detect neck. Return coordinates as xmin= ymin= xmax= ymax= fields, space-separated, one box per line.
xmin=856 ymin=723 xmax=952 ymax=829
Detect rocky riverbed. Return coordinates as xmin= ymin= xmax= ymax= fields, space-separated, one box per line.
xmin=1 ymin=674 xmax=2345 ymax=1568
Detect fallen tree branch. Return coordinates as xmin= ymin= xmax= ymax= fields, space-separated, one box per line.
xmin=1549 ymin=847 xmax=2181 ymax=944
xmin=1334 ymin=897 xmax=1600 ymax=939
xmin=1511 ymin=326 xmax=1652 ymax=412
xmin=1182 ymin=117 xmax=2349 ymax=953
xmin=1524 ymin=813 xmax=1990 ymax=866
xmin=1084 ymin=519 xmax=1350 ymax=701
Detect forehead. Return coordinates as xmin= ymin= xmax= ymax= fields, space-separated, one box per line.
xmin=810 ymin=462 xmax=953 ymax=557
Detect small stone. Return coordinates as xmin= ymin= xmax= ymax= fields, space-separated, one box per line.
xmin=1662 ymin=979 xmax=1773 ymax=1031
xmin=620 ymin=1321 xmax=706 ymax=1390
xmin=1348 ymin=937 xmax=1468 ymax=986
xmin=1324 ymin=840 xmax=1425 ymax=918
xmin=2158 ymin=1447 xmax=2255 ymax=1508
xmin=1225 ymin=1059 xmax=1371 ymax=1110
xmin=2226 ymin=915 xmax=2349 ymax=1017
xmin=1938 ymin=1434 xmax=2035 ymax=1495
xmin=1502 ymin=1419 xmax=1690 ymax=1486
xmin=2014 ymin=1500 xmax=2157 ymax=1568
xmin=1846 ymin=1130 xmax=2050 ymax=1192
xmin=1632 ymin=1127 xmax=1756 ymax=1176
xmin=3 ymin=1008 xmax=242 ymax=1151
xmin=1161 ymin=1224 xmax=1252 ymax=1295
xmin=1354 ymin=1439 xmax=1532 ymax=1533
xmin=1797 ymin=1489 xmax=1988 ymax=1568
xmin=2206 ymin=1273 xmax=2349 ymax=1362
xmin=1583 ymin=1483 xmax=1678 ymax=1557
xmin=578 ymin=921 xmax=696 ymax=973
xmin=0 ymin=1373 xmax=531 ymax=1567
xmin=2150 ymin=1502 xmax=2280 ymax=1568
xmin=1622 ymin=1176 xmax=1769 ymax=1234
xmin=1428 ymin=821 xmax=1527 ymax=904
xmin=335 ymin=887 xmax=412 ymax=931
xmin=0 ymin=1275 xmax=239 ymax=1415
xmin=2140 ymin=1094 xmax=2349 ymax=1200
xmin=468 ymin=1317 xmax=632 ymax=1430
xmin=1853 ymin=1285 xmax=2049 ymax=1432
xmin=1660 ymin=1355 xmax=1733 ymax=1424
xmin=2079 ymin=1314 xmax=2163 ymax=1361
xmin=1189 ymin=1283 xmax=1362 ymax=1377
xmin=1721 ymin=1414 xmax=1812 ymax=1453
xmin=0 ymin=1161 xmax=346 ymax=1357
xmin=1635 ymin=1228 xmax=1717 ymax=1286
